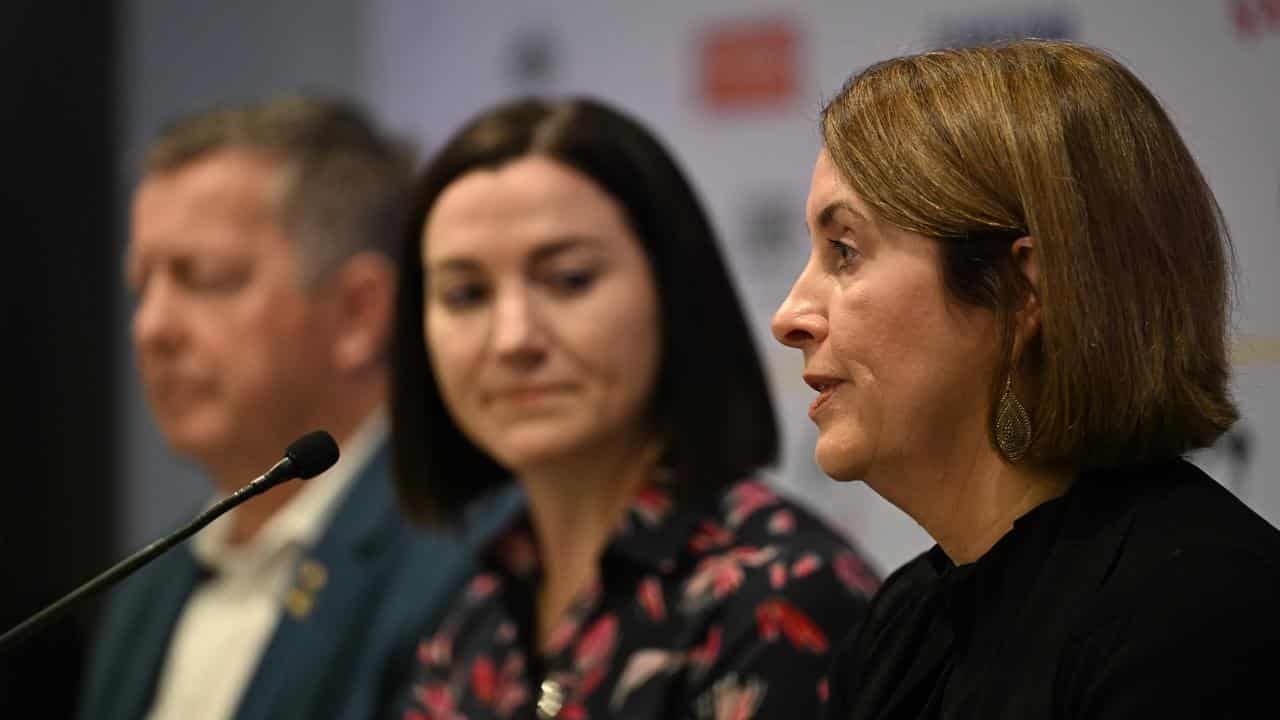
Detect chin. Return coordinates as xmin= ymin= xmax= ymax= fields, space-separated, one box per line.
xmin=814 ymin=436 xmax=868 ymax=483
xmin=485 ymin=428 xmax=584 ymax=472
xmin=157 ymin=413 xmax=234 ymax=462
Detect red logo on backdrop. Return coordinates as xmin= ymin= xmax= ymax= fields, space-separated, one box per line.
xmin=1231 ymin=0 xmax=1280 ymax=38
xmin=700 ymin=18 xmax=799 ymax=111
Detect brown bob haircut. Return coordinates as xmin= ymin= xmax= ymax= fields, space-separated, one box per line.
xmin=391 ymin=97 xmax=778 ymax=524
xmin=821 ymin=39 xmax=1237 ymax=469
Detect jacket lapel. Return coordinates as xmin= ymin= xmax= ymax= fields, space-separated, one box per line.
xmin=233 ymin=446 xmax=399 ymax=720
xmin=81 ymin=546 xmax=204 ymax=720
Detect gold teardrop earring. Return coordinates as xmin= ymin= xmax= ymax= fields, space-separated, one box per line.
xmin=994 ymin=376 xmax=1032 ymax=462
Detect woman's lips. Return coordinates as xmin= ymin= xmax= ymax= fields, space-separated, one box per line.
xmin=490 ymin=383 xmax=574 ymax=404
xmin=808 ymin=382 xmax=839 ymax=418
xmin=804 ymin=374 xmax=843 ymax=420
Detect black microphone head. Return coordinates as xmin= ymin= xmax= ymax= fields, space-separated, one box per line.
xmin=285 ymin=431 xmax=340 ymax=479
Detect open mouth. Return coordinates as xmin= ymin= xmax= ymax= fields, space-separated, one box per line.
xmin=804 ymin=375 xmax=841 ymax=417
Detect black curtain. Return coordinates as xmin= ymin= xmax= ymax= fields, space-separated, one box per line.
xmin=1 ymin=1 xmax=117 ymax=716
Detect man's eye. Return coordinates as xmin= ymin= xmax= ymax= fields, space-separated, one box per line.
xmin=186 ymin=267 xmax=250 ymax=294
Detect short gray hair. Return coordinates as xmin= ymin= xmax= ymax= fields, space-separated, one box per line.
xmin=145 ymin=96 xmax=415 ymax=284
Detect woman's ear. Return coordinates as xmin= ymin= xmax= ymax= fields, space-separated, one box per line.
xmin=1011 ymin=235 xmax=1042 ymax=357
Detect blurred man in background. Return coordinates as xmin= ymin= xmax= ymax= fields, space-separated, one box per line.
xmin=79 ymin=97 xmax=472 ymax=720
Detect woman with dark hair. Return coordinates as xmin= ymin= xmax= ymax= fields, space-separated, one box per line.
xmin=391 ymin=97 xmax=878 ymax=719
xmin=772 ymin=39 xmax=1280 ymax=719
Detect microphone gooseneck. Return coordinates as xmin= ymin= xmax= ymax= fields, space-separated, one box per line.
xmin=0 ymin=430 xmax=340 ymax=655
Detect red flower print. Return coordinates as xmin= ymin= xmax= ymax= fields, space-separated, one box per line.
xmin=727 ymin=546 xmax=777 ymax=565
xmin=559 ymin=705 xmax=588 ymax=720
xmin=683 ymin=556 xmax=744 ymax=611
xmin=414 ymin=683 xmax=461 ymax=720
xmin=575 ymin=614 xmax=619 ymax=671
xmin=704 ymin=673 xmax=767 ymax=720
xmin=497 ymin=687 xmax=529 ymax=718
xmin=631 ymin=486 xmax=673 ymax=526
xmin=689 ymin=520 xmax=734 ymax=553
xmin=495 ymin=531 xmax=538 ymax=577
xmin=467 ymin=573 xmax=500 ymax=601
xmin=688 ymin=625 xmax=722 ymax=669
xmin=769 ymin=562 xmax=787 ymax=590
xmin=402 ymin=478 xmax=864 ymax=720
xmin=471 ymin=656 xmax=498 ymax=704
xmin=833 ymin=551 xmax=881 ymax=596
xmin=610 ymin=649 xmax=686 ymax=710
xmin=638 ymin=576 xmax=666 ymax=622
xmin=417 ymin=633 xmax=452 ymax=667
xmin=544 ymin=615 xmax=583 ymax=656
xmin=725 ymin=481 xmax=779 ymax=528
xmin=683 ymin=547 xmax=779 ymax=613
xmin=767 ymin=509 xmax=796 ymax=535
xmin=755 ymin=598 xmax=830 ymax=653
xmin=580 ymin=663 xmax=609 ymax=697
xmin=496 ymin=655 xmax=529 ymax=716
xmin=501 ymin=651 xmax=525 ymax=678
xmin=791 ymin=552 xmax=823 ymax=579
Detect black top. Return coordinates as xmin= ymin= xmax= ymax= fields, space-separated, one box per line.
xmin=826 ymin=458 xmax=1280 ymax=720
xmin=396 ymin=479 xmax=881 ymax=719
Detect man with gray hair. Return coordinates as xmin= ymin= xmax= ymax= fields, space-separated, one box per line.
xmin=79 ymin=97 xmax=483 ymax=719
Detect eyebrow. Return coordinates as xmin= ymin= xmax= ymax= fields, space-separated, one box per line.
xmin=428 ymin=236 xmax=600 ymax=274
xmin=814 ymin=200 xmax=864 ymax=232
xmin=530 ymin=236 xmax=598 ymax=263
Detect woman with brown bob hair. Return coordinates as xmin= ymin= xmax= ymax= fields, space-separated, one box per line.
xmin=771 ymin=39 xmax=1280 ymax=718
xmin=390 ymin=97 xmax=878 ymax=718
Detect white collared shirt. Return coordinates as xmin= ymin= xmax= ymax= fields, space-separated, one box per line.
xmin=145 ymin=412 xmax=387 ymax=720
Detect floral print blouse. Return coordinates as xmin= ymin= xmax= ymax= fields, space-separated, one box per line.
xmin=398 ymin=479 xmax=880 ymax=719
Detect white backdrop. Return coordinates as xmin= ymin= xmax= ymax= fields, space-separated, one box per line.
xmin=361 ymin=0 xmax=1280 ymax=574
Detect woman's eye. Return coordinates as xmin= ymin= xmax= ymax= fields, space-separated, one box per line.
xmin=545 ymin=268 xmax=597 ymax=296
xmin=828 ymin=239 xmax=859 ymax=269
xmin=439 ymin=283 xmax=489 ymax=310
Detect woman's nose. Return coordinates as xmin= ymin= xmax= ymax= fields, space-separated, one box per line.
xmin=491 ymin=286 xmax=547 ymax=366
xmin=771 ymin=272 xmax=827 ymax=350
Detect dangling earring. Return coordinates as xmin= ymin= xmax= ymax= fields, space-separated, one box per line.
xmin=994 ymin=376 xmax=1032 ymax=462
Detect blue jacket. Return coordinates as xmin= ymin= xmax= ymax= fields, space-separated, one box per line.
xmin=78 ymin=444 xmax=488 ymax=719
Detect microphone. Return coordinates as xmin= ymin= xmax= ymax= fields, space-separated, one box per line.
xmin=0 ymin=430 xmax=340 ymax=654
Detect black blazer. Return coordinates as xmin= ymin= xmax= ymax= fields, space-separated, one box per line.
xmin=827 ymin=458 xmax=1280 ymax=719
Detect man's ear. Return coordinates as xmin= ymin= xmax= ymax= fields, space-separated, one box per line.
xmin=1011 ymin=235 xmax=1042 ymax=358
xmin=330 ymin=251 xmax=398 ymax=375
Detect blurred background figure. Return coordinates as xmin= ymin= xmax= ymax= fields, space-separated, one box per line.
xmin=79 ymin=97 xmax=478 ymax=720
xmin=771 ymin=39 xmax=1280 ymax=718
xmin=389 ymin=96 xmax=879 ymax=718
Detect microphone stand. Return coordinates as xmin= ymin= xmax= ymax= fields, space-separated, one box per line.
xmin=0 ymin=458 xmax=293 ymax=654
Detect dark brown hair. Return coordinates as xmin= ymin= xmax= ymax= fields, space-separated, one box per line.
xmin=821 ymin=39 xmax=1237 ymax=468
xmin=391 ymin=97 xmax=778 ymax=524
